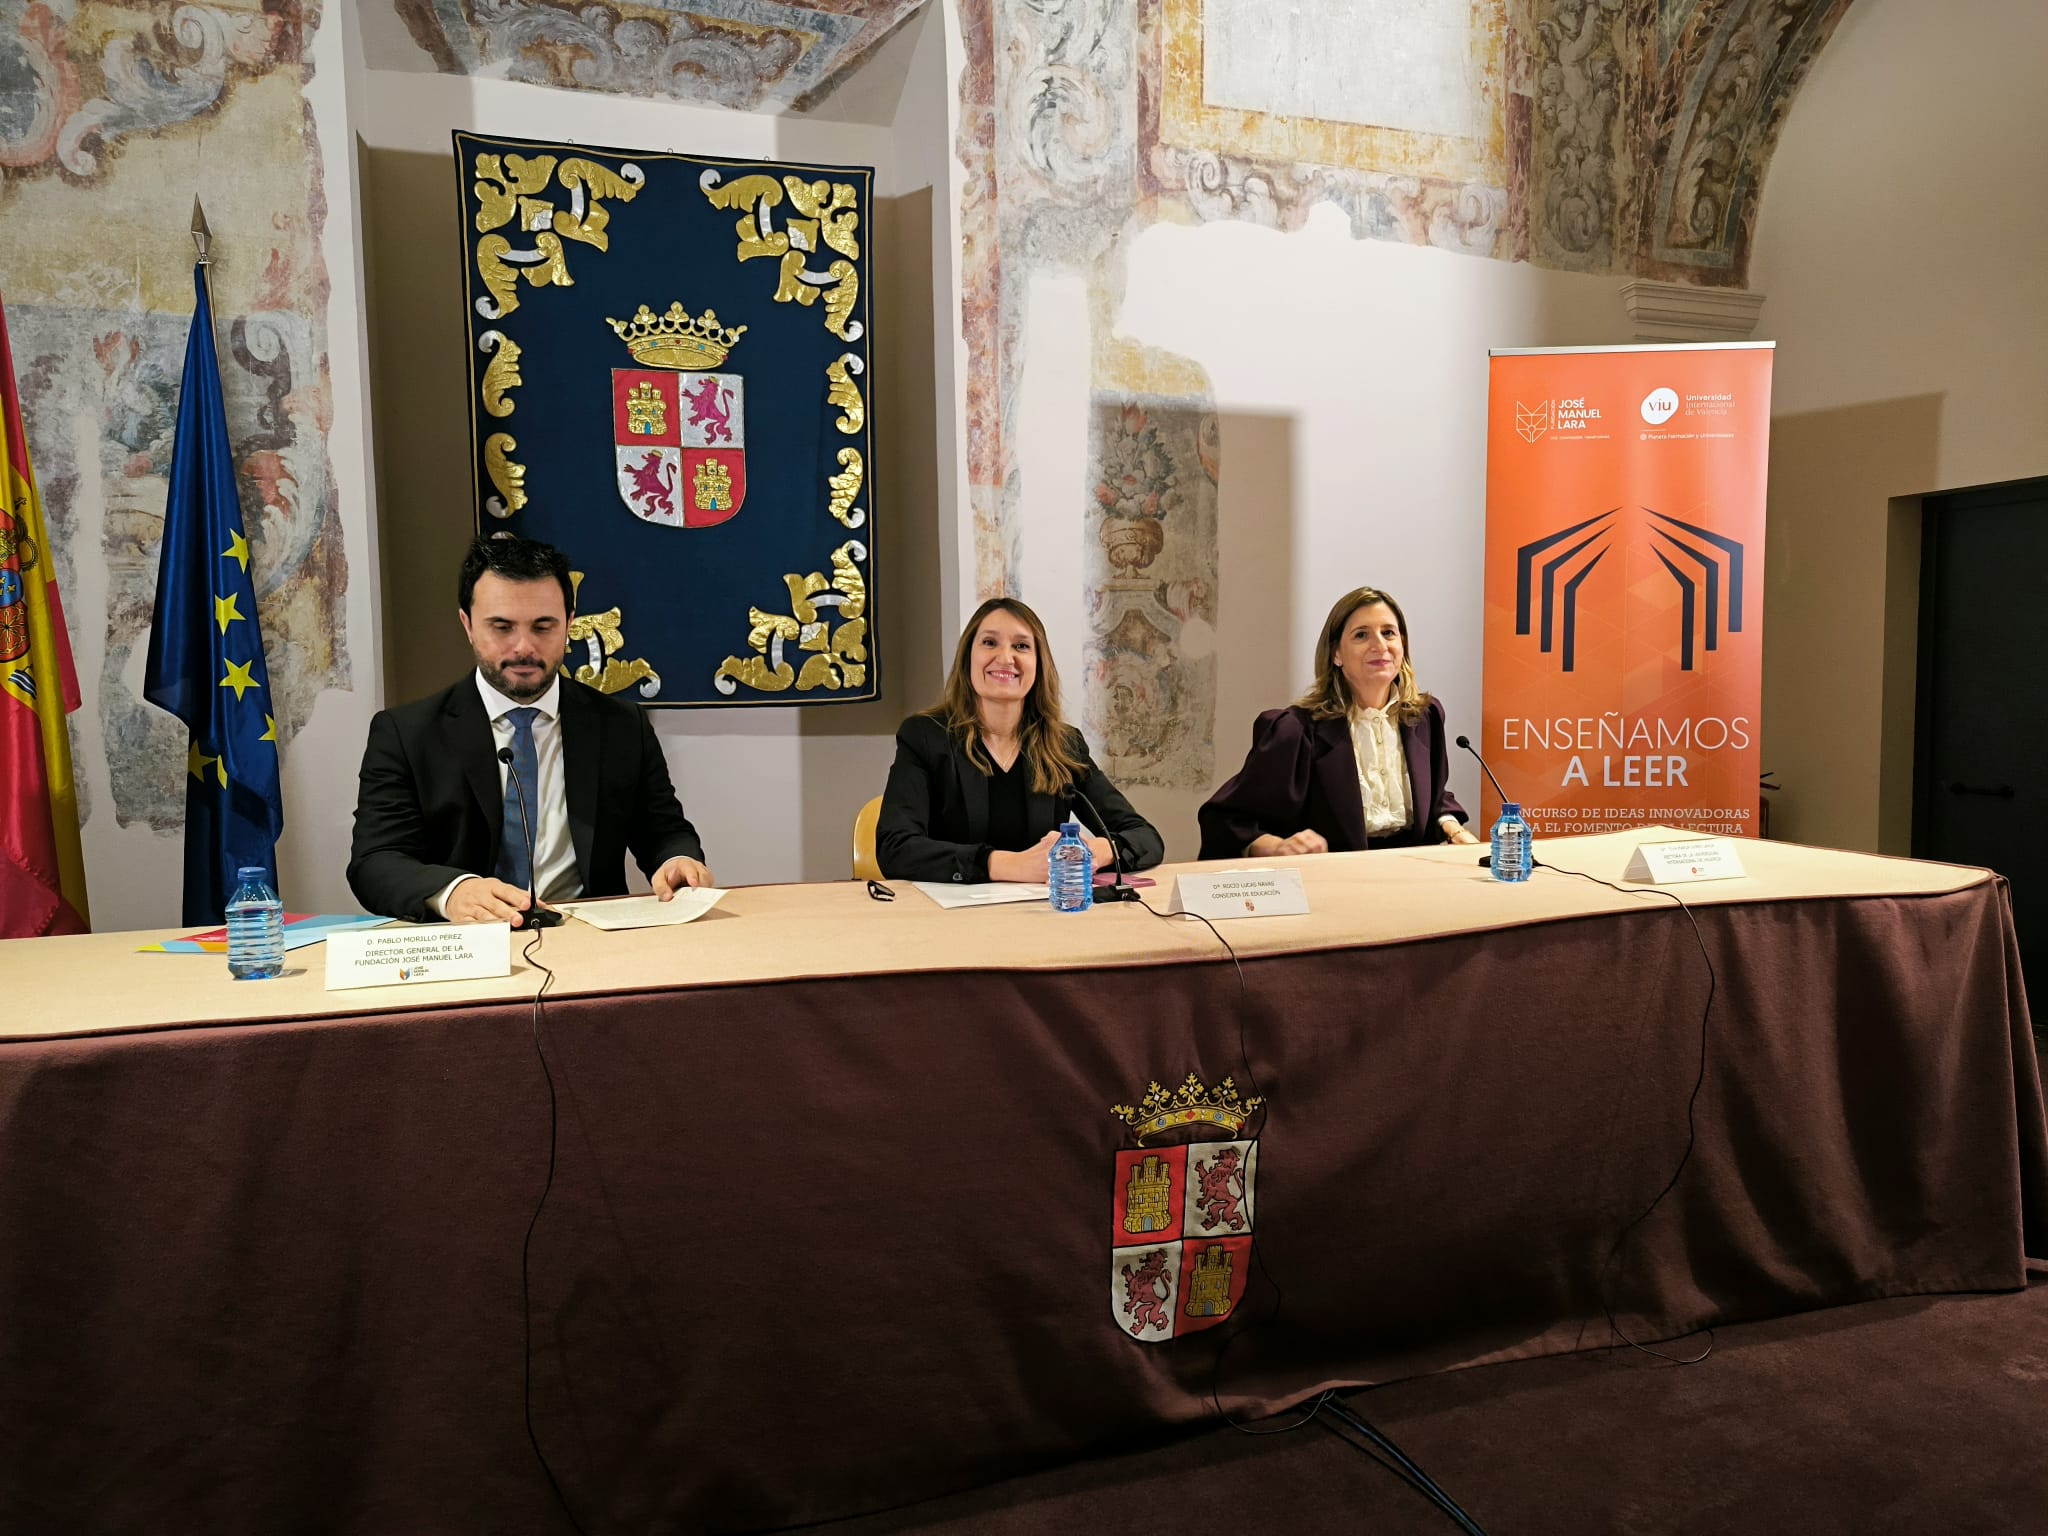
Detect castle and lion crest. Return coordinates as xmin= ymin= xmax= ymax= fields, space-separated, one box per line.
xmin=608 ymin=301 xmax=748 ymax=529
xmin=1107 ymin=1073 xmax=1261 ymax=1343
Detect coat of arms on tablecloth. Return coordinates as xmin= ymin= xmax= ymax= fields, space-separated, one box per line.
xmin=1109 ymin=1075 xmax=1263 ymax=1343
xmin=608 ymin=302 xmax=748 ymax=528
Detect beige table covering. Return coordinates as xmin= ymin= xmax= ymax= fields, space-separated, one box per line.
xmin=0 ymin=828 xmax=1989 ymax=1040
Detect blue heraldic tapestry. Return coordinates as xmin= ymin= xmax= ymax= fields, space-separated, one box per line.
xmin=454 ymin=132 xmax=877 ymax=707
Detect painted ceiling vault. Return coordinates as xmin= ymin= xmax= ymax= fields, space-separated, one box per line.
xmin=390 ymin=0 xmax=930 ymax=112
xmin=386 ymin=0 xmax=1855 ymax=290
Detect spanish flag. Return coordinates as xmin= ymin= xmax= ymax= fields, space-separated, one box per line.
xmin=0 ymin=292 xmax=88 ymax=936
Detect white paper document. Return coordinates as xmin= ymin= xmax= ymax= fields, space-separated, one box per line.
xmin=557 ymin=890 xmax=728 ymax=930
xmin=910 ymin=881 xmax=1050 ymax=910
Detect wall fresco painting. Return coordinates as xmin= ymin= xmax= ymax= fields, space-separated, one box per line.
xmin=1084 ymin=395 xmax=1216 ymax=790
xmin=0 ymin=0 xmax=346 ymax=831
xmin=956 ymin=0 xmax=1857 ymax=781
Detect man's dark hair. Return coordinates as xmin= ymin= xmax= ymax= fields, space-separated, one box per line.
xmin=457 ymin=533 xmax=575 ymax=617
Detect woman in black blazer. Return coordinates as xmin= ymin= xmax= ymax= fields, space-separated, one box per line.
xmin=878 ymin=598 xmax=1165 ymax=884
xmin=1198 ymin=585 xmax=1479 ymax=860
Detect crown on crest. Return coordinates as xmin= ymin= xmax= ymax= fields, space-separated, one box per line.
xmin=605 ymin=302 xmax=747 ymax=371
xmin=1111 ymin=1074 xmax=1263 ymax=1144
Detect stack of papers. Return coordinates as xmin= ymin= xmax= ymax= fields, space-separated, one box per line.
xmin=555 ymin=890 xmax=727 ymax=930
xmin=910 ymin=882 xmax=1050 ymax=910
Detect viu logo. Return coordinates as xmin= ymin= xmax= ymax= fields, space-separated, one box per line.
xmin=1640 ymin=387 xmax=1680 ymax=425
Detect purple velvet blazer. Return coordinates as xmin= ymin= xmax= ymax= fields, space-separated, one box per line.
xmin=1197 ymin=698 xmax=1468 ymax=859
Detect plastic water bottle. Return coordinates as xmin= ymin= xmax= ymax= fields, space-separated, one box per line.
xmin=1048 ymin=819 xmax=1094 ymax=913
xmin=1489 ymin=803 xmax=1533 ymax=884
xmin=226 ymin=865 xmax=285 ymax=980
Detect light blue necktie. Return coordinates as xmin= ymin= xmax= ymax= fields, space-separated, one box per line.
xmin=493 ymin=706 xmax=541 ymax=891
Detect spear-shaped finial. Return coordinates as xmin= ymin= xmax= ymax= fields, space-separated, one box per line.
xmin=191 ymin=197 xmax=213 ymax=266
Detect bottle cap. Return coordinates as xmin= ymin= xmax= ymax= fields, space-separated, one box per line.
xmin=1499 ymin=804 xmax=1521 ymax=816
xmin=237 ymin=865 xmax=269 ymax=882
xmin=1061 ymin=818 xmax=1081 ymax=834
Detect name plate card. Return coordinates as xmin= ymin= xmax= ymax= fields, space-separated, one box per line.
xmin=1167 ymin=869 xmax=1310 ymax=920
xmin=1621 ymin=838 xmax=1748 ymax=886
xmin=324 ymin=923 xmax=512 ymax=991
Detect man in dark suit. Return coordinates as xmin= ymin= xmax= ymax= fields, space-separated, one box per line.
xmin=348 ymin=535 xmax=711 ymax=925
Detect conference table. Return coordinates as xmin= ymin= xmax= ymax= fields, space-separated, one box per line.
xmin=2 ymin=830 xmax=2042 ymax=1534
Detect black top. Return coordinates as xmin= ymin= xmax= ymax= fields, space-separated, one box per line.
xmin=984 ymin=755 xmax=1033 ymax=854
xmin=877 ymin=714 xmax=1167 ymax=883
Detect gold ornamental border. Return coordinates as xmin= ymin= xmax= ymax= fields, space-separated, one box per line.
xmin=452 ymin=132 xmax=880 ymax=708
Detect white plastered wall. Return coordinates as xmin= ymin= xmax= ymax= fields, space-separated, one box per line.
xmin=1009 ymin=207 xmax=1633 ymax=858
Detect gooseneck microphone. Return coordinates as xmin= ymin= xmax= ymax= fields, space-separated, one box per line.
xmin=1454 ymin=733 xmax=1541 ymax=872
xmin=1454 ymin=734 xmax=1512 ymax=806
xmin=497 ymin=745 xmax=564 ymax=929
xmin=1067 ymin=786 xmax=1144 ymax=903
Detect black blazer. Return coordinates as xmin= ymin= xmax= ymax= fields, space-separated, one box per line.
xmin=877 ymin=714 xmax=1166 ymax=883
xmin=347 ymin=675 xmax=706 ymax=921
xmin=1197 ymin=698 xmax=1468 ymax=860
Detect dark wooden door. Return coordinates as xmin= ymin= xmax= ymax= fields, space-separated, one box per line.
xmin=1915 ymin=478 xmax=2047 ymax=1019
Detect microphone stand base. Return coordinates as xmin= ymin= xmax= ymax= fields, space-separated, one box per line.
xmin=521 ymin=905 xmax=565 ymax=930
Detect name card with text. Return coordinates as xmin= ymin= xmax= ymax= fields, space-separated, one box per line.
xmin=1167 ymin=869 xmax=1310 ymax=920
xmin=325 ymin=923 xmax=513 ymax=991
xmin=1621 ymin=838 xmax=1748 ymax=886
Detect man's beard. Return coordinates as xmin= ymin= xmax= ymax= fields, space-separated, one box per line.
xmin=482 ymin=656 xmax=556 ymax=701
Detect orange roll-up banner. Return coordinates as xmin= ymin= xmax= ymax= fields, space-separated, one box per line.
xmin=1481 ymin=343 xmax=1773 ymax=838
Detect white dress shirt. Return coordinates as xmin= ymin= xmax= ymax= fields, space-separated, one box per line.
xmin=1348 ymin=703 xmax=1415 ymax=836
xmin=432 ymin=671 xmax=579 ymax=916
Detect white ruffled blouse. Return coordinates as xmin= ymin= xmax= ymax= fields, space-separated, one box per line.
xmin=1348 ymin=703 xmax=1413 ymax=836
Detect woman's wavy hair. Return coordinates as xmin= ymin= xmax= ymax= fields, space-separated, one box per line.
xmin=1294 ymin=586 xmax=1430 ymax=725
xmin=925 ymin=597 xmax=1088 ymax=795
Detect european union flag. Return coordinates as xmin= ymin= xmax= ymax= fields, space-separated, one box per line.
xmin=144 ymin=265 xmax=283 ymax=925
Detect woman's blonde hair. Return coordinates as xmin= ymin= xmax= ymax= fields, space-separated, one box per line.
xmin=1294 ymin=586 xmax=1430 ymax=724
xmin=925 ymin=597 xmax=1088 ymax=795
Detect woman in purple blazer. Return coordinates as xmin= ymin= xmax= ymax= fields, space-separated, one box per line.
xmin=1198 ymin=586 xmax=1480 ymax=859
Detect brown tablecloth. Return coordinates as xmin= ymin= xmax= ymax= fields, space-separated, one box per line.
xmin=1 ymin=836 xmax=2042 ymax=1533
